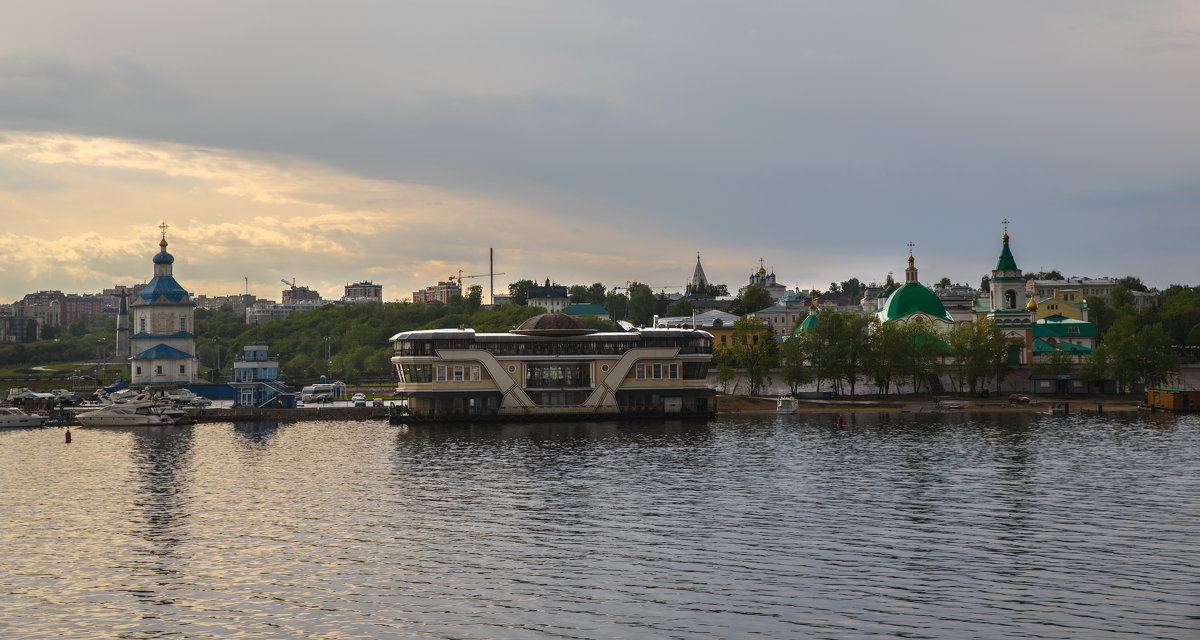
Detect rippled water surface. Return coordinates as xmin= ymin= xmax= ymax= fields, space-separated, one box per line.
xmin=2 ymin=412 xmax=1198 ymax=639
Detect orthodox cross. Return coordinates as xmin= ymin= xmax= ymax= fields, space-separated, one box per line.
xmin=906 ymin=241 xmax=914 ymax=256
xmin=159 ymin=221 xmax=169 ymax=239
xmin=1002 ymin=217 xmax=1010 ymax=234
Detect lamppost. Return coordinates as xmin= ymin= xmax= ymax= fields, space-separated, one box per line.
xmin=324 ymin=336 xmax=331 ymax=375
xmin=212 ymin=338 xmax=222 ymax=382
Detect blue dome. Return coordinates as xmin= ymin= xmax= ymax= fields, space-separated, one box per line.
xmin=153 ymin=250 xmax=174 ymax=265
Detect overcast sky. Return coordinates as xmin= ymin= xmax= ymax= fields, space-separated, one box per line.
xmin=2 ymin=1 xmax=1197 ymax=304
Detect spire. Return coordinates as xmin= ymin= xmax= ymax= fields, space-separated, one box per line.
xmin=905 ymin=242 xmax=918 ymax=283
xmin=691 ymin=252 xmax=708 ymax=290
xmin=996 ymin=218 xmax=1019 ymax=272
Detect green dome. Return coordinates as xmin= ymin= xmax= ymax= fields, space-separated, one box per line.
xmin=795 ymin=313 xmax=819 ymax=333
xmin=879 ymin=282 xmax=954 ymax=324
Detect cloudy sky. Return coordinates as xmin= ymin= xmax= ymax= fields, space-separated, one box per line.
xmin=2 ymin=1 xmax=1197 ymax=304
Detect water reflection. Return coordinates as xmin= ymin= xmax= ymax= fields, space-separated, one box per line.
xmin=0 ymin=413 xmax=1196 ymax=639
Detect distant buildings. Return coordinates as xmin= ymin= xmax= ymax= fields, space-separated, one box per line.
xmin=526 ymin=280 xmax=569 ymax=313
xmin=342 ymin=281 xmax=382 ymax=304
xmin=412 ymin=281 xmax=461 ymax=304
xmin=738 ymin=260 xmax=788 ymax=300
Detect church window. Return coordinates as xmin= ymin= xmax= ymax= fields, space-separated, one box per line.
xmin=1005 ymin=290 xmax=1017 ymax=309
xmin=139 ymin=316 xmax=146 ymax=332
xmin=136 ymin=366 xmax=142 ymax=375
xmin=155 ymin=365 xmax=163 ymax=375
xmin=180 ymin=315 xmax=187 ymax=331
xmin=180 ymin=364 xmax=186 ymax=374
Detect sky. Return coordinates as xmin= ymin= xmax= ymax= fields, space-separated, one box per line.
xmin=2 ymin=1 xmax=1198 ymax=304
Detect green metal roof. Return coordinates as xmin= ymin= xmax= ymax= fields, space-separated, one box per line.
xmin=1033 ymin=315 xmax=1097 ymax=338
xmin=879 ymin=282 xmax=955 ymax=323
xmin=562 ymin=303 xmax=609 ymax=317
xmin=795 ymin=313 xmax=819 ymax=333
xmin=996 ymin=234 xmax=1019 ymax=272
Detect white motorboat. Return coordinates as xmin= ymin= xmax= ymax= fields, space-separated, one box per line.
xmin=777 ymin=396 xmax=798 ymax=414
xmin=75 ymin=402 xmax=194 ymax=427
xmin=0 ymin=407 xmax=47 ymax=428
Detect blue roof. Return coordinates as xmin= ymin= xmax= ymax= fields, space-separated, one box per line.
xmin=132 ymin=331 xmax=194 ymax=339
xmin=131 ymin=344 xmax=194 ymax=360
xmin=133 ymin=275 xmax=192 ymax=305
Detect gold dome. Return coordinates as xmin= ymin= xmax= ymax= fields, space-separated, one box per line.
xmin=1026 ymin=297 xmax=1038 ymax=311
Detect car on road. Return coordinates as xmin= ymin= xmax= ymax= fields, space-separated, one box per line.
xmin=1008 ymin=394 xmax=1031 ymax=405
xmin=372 ymin=398 xmax=384 ymax=407
xmin=352 ymin=392 xmax=367 ymax=407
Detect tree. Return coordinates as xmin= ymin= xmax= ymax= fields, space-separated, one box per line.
xmin=568 ymin=285 xmax=590 ymax=303
xmin=627 ymin=283 xmax=657 ymax=326
xmin=508 ymin=279 xmax=535 ymax=305
xmin=1098 ymin=316 xmax=1179 ymax=393
xmin=604 ymin=292 xmax=629 ymax=322
xmin=729 ymin=316 xmax=779 ymax=395
xmin=703 ymin=283 xmax=730 ymax=297
xmin=465 ymin=285 xmax=483 ymax=312
xmin=938 ymin=277 xmax=952 ymax=288
xmin=864 ymin=321 xmax=908 ymax=396
xmin=944 ymin=319 xmax=1010 ymax=394
xmin=839 ymin=278 xmax=865 ymax=304
xmin=741 ymin=286 xmax=773 ymax=314
xmin=665 ymin=298 xmax=694 ymax=317
xmin=1116 ymin=276 xmax=1150 ymax=292
xmin=780 ymin=337 xmax=812 ymax=394
xmin=586 ymin=283 xmax=607 ymax=305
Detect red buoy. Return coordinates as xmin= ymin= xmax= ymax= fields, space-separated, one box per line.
xmin=64 ymin=429 xmax=72 ymax=444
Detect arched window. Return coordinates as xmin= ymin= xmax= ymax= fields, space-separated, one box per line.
xmin=1005 ymin=290 xmax=1017 ymax=309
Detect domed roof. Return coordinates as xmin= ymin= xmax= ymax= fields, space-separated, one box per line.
xmin=153 ymin=238 xmax=174 ymax=264
xmin=878 ymin=282 xmax=954 ymax=324
xmin=512 ymin=313 xmax=597 ymax=336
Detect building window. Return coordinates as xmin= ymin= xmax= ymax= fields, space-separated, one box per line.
xmin=179 ymin=364 xmax=186 ymax=374
xmin=180 ymin=315 xmax=187 ymax=331
xmin=155 ymin=365 xmax=163 ymax=374
xmin=652 ymin=363 xmax=662 ymax=379
xmin=436 ymin=365 xmax=447 ymax=382
xmin=636 ymin=363 xmax=645 ymax=379
xmin=470 ymin=365 xmax=481 ymax=381
xmin=721 ymin=335 xmax=727 ymax=345
xmin=669 ymin=363 xmax=678 ymax=379
xmin=453 ymin=365 xmax=464 ymax=381
xmin=136 ymin=366 xmax=142 ymax=375
xmin=1068 ymin=326 xmax=1079 ymax=335
xmin=139 ymin=316 xmax=146 ymax=332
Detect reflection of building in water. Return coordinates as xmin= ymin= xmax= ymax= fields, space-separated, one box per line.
xmin=126 ymin=427 xmax=195 ymax=583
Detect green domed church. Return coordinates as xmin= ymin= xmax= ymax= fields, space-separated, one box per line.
xmin=876 ymin=247 xmax=955 ymax=329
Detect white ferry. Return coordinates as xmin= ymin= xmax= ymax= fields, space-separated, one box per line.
xmin=388 ymin=314 xmax=715 ymax=422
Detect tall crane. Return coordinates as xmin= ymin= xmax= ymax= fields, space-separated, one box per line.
xmin=448 ymin=270 xmax=506 ymax=284
xmin=281 ymin=278 xmax=296 ymax=289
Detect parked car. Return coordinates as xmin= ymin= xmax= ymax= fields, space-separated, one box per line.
xmin=1008 ymin=394 xmax=1031 ymax=405
xmin=372 ymin=398 xmax=384 ymax=407
xmin=352 ymin=392 xmax=367 ymax=407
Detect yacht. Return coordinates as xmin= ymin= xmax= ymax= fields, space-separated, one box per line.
xmin=0 ymin=407 xmax=47 ymax=428
xmin=75 ymin=401 xmax=194 ymax=427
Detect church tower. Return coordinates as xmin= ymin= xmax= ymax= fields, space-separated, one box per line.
xmin=986 ymin=220 xmax=1033 ymax=364
xmin=691 ymin=252 xmax=709 ymax=292
xmin=128 ymin=223 xmax=198 ymax=385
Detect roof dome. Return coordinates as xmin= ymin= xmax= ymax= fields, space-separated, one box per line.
xmin=512 ymin=313 xmax=597 ymax=336
xmin=879 ymin=282 xmax=954 ymax=324
xmin=153 ymin=238 xmax=174 ymax=264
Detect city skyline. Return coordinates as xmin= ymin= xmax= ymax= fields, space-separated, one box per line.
xmin=2 ymin=2 xmax=1198 ymax=302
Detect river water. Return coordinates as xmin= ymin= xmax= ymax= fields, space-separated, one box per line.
xmin=1 ymin=413 xmax=1197 ymax=639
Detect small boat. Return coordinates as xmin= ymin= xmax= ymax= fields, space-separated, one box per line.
xmin=777 ymin=396 xmax=798 ymax=414
xmin=75 ymin=402 xmax=194 ymax=427
xmin=0 ymin=407 xmax=48 ymax=428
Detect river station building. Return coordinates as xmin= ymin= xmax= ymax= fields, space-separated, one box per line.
xmin=389 ymin=313 xmax=715 ymax=421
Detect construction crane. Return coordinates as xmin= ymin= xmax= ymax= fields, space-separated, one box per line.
xmin=448 ymin=270 xmax=506 ymax=284
xmin=281 ymin=278 xmax=296 ymax=289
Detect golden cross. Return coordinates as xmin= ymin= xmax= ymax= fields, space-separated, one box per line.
xmin=159 ymin=221 xmax=169 ymax=239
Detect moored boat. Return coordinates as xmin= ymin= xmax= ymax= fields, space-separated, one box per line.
xmin=0 ymin=407 xmax=48 ymax=428
xmin=74 ymin=402 xmax=194 ymax=427
xmin=777 ymin=396 xmax=797 ymax=414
